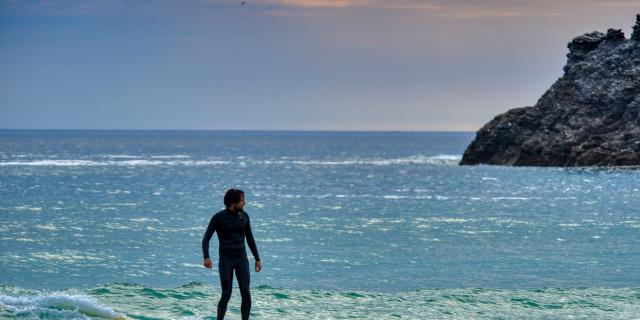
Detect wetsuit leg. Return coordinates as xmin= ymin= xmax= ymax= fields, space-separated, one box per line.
xmin=236 ymin=255 xmax=251 ymax=320
xmin=217 ymin=257 xmax=234 ymax=320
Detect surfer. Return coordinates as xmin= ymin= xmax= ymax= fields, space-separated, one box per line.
xmin=202 ymin=188 xmax=262 ymax=320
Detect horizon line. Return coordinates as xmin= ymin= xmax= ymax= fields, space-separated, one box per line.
xmin=0 ymin=128 xmax=476 ymax=133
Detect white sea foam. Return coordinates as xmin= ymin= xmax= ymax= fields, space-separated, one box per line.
xmin=282 ymin=154 xmax=461 ymax=166
xmin=14 ymin=205 xmax=42 ymax=212
xmin=430 ymin=217 xmax=472 ymax=223
xmin=104 ymin=154 xmax=189 ymax=159
xmin=34 ymin=223 xmax=59 ymax=231
xmin=491 ymin=197 xmax=532 ymax=201
xmin=362 ymin=218 xmax=384 ymax=225
xmin=486 ymin=218 xmax=531 ymax=225
xmin=383 ymin=195 xmax=406 ymax=199
xmin=0 ymin=154 xmax=460 ymax=167
xmin=181 ymin=263 xmax=202 ymax=268
xmin=0 ymin=291 xmax=125 ymax=319
xmin=35 ymin=250 xmax=101 ymax=262
xmin=0 ymin=159 xmax=230 ymax=166
xmin=129 ymin=217 xmax=159 ymax=222
xmin=458 ymin=230 xmax=499 ymax=235
xmin=150 ymin=155 xmax=190 ymax=159
xmin=2 ymin=160 xmax=100 ymax=166
xmin=103 ymin=155 xmax=144 ymax=159
xmin=260 ymin=237 xmax=293 ymax=242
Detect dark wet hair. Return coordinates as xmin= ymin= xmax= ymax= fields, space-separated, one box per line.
xmin=224 ymin=189 xmax=245 ymax=208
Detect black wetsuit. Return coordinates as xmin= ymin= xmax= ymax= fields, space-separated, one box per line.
xmin=202 ymin=208 xmax=260 ymax=320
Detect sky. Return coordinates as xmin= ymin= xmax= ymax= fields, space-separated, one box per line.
xmin=1 ymin=0 xmax=639 ymax=131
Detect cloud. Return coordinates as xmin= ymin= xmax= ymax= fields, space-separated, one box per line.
xmin=264 ymin=0 xmax=353 ymax=8
xmin=259 ymin=0 xmax=442 ymax=10
xmin=255 ymin=0 xmax=561 ymax=19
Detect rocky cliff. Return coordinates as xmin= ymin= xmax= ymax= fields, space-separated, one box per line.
xmin=460 ymin=15 xmax=640 ymax=166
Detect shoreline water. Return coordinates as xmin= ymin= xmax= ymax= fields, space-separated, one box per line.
xmin=2 ymin=282 xmax=640 ymax=319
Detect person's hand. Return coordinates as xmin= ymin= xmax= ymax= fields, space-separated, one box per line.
xmin=204 ymin=258 xmax=212 ymax=269
xmin=255 ymin=260 xmax=262 ymax=272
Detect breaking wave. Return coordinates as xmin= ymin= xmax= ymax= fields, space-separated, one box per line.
xmin=0 ymin=288 xmax=125 ymax=319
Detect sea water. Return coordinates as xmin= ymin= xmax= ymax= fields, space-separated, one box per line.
xmin=1 ymin=130 xmax=639 ymax=319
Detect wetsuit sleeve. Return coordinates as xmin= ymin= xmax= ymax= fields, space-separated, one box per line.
xmin=202 ymin=214 xmax=217 ymax=259
xmin=245 ymin=213 xmax=261 ymax=261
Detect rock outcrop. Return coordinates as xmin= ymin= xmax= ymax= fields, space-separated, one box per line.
xmin=460 ymin=15 xmax=640 ymax=166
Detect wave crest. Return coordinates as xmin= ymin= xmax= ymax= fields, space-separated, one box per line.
xmin=0 ymin=289 xmax=126 ymax=319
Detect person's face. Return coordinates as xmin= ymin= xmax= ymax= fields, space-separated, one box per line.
xmin=236 ymin=195 xmax=245 ymax=211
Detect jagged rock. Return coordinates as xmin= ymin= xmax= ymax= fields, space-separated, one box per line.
xmin=633 ymin=14 xmax=640 ymax=41
xmin=605 ymin=28 xmax=625 ymax=42
xmin=567 ymin=31 xmax=605 ymax=63
xmin=460 ymin=14 xmax=640 ymax=167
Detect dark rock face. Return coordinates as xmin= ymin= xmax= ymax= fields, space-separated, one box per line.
xmin=460 ymin=15 xmax=640 ymax=166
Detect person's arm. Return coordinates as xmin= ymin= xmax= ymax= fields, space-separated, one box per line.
xmin=202 ymin=214 xmax=216 ymax=268
xmin=244 ymin=212 xmax=260 ymax=261
xmin=244 ymin=212 xmax=262 ymax=272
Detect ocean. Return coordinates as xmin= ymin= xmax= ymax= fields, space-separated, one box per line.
xmin=1 ymin=130 xmax=639 ymax=319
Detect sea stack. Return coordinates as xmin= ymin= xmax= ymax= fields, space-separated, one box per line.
xmin=460 ymin=15 xmax=640 ymax=166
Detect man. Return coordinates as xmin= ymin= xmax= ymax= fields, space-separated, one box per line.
xmin=202 ymin=189 xmax=262 ymax=320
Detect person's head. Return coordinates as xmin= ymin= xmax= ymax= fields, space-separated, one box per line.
xmin=224 ymin=188 xmax=245 ymax=211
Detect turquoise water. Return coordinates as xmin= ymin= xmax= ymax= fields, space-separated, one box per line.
xmin=1 ymin=130 xmax=639 ymax=319
xmin=2 ymin=283 xmax=640 ymax=319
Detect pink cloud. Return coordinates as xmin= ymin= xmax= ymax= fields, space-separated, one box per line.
xmin=254 ymin=0 xmax=562 ymax=19
xmin=259 ymin=0 xmax=442 ymax=10
xmin=266 ymin=0 xmax=352 ymax=8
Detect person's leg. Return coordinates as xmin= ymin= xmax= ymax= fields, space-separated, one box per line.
xmin=236 ymin=255 xmax=251 ymax=320
xmin=217 ymin=257 xmax=234 ymax=320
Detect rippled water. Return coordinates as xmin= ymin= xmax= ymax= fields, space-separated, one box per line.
xmin=3 ymin=283 xmax=640 ymax=319
xmin=1 ymin=130 xmax=639 ymax=319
